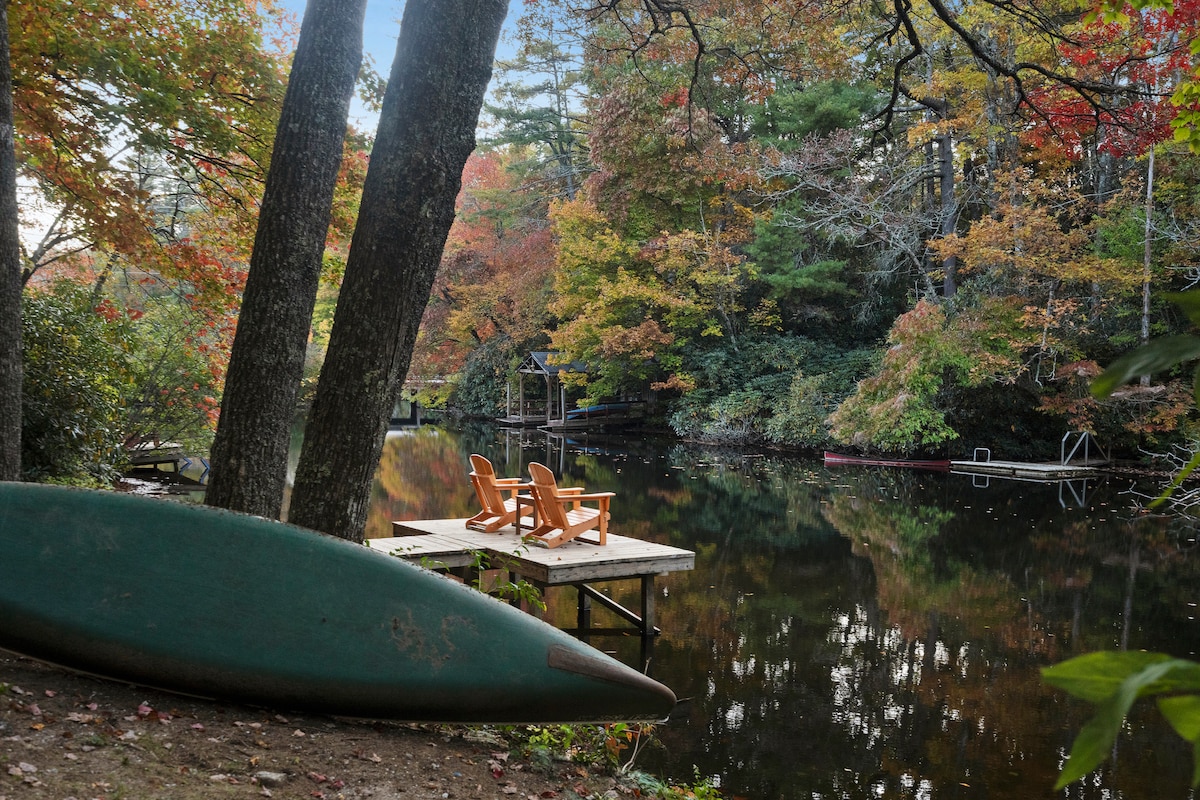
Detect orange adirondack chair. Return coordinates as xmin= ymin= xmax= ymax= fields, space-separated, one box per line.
xmin=524 ymin=461 xmax=614 ymax=548
xmin=465 ymin=454 xmax=531 ymax=533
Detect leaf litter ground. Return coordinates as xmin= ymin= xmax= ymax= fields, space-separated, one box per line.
xmin=0 ymin=650 xmax=634 ymax=800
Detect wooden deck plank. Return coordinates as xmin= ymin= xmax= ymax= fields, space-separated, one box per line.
xmin=372 ymin=518 xmax=694 ymax=587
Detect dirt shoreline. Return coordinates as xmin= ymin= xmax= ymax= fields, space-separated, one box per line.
xmin=1 ymin=650 xmax=641 ymax=800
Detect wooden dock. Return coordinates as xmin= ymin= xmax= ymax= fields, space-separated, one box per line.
xmin=369 ymin=519 xmax=695 ymax=639
xmin=949 ymin=459 xmax=1103 ymax=479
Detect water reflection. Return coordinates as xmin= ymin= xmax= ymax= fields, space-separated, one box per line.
xmin=368 ymin=424 xmax=1200 ymax=798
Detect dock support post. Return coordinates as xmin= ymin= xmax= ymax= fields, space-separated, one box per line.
xmin=577 ymin=588 xmax=592 ymax=632
xmin=641 ymin=575 xmax=655 ymax=637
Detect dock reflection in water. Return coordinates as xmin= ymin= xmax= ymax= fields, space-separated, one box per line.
xmin=367 ymin=423 xmax=1200 ymax=799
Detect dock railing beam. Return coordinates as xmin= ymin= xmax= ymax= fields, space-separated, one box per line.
xmin=1061 ymin=431 xmax=1108 ymax=466
xmin=574 ymin=583 xmax=662 ymax=638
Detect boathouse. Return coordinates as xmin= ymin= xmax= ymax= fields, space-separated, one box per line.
xmin=499 ymin=351 xmax=589 ymax=427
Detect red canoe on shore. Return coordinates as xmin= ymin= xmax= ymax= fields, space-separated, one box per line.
xmin=823 ymin=451 xmax=951 ymax=471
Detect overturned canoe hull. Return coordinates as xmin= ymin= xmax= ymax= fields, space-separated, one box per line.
xmin=0 ymin=482 xmax=675 ymax=722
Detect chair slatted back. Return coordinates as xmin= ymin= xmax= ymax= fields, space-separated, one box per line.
xmin=528 ymin=461 xmax=570 ymax=528
xmin=470 ymin=454 xmax=508 ymax=514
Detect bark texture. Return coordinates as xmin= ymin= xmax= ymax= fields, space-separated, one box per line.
xmin=205 ymin=0 xmax=366 ymax=517
xmin=0 ymin=0 xmax=22 ymax=481
xmin=288 ymin=0 xmax=509 ymax=541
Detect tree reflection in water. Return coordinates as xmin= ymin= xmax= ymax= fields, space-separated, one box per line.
xmin=368 ymin=424 xmax=1200 ymax=798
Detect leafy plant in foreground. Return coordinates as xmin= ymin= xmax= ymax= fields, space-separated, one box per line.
xmin=1091 ymin=290 xmax=1200 ymax=505
xmin=1044 ymin=652 xmax=1200 ymax=788
xmin=1045 ymin=289 xmax=1200 ymax=789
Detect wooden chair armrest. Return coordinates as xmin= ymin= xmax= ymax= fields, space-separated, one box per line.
xmin=573 ymin=491 xmax=615 ymax=499
xmin=558 ymin=492 xmax=614 ymax=507
xmin=557 ymin=487 xmax=585 ymax=495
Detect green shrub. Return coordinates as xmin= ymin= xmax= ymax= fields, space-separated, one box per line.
xmin=121 ymin=301 xmax=223 ymax=453
xmin=22 ymin=283 xmax=134 ymax=483
xmin=446 ymin=336 xmax=513 ymax=417
xmin=765 ymin=372 xmax=835 ymax=448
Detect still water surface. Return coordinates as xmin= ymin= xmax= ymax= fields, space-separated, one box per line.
xmin=365 ymin=423 xmax=1200 ymax=799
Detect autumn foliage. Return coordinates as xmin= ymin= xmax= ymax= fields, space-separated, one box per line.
xmin=409 ymin=0 xmax=1200 ymax=458
xmin=10 ymin=0 xmax=298 ymax=479
xmin=18 ymin=0 xmax=1200 ymax=478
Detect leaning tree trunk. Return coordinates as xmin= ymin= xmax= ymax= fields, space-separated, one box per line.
xmin=0 ymin=0 xmax=22 ymax=481
xmin=288 ymin=0 xmax=509 ymax=541
xmin=204 ymin=0 xmax=366 ymax=519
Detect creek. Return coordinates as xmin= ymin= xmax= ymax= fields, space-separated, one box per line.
xmin=366 ymin=422 xmax=1200 ymax=799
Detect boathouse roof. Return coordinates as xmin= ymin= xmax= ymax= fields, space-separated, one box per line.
xmin=518 ymin=351 xmax=588 ymax=376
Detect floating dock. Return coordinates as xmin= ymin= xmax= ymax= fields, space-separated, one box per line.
xmin=369 ymin=520 xmax=695 ymax=639
xmin=949 ymin=459 xmax=1103 ymax=479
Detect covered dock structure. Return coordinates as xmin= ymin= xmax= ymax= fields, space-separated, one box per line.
xmin=499 ymin=351 xmax=589 ymax=427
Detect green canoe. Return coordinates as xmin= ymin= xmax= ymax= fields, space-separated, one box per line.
xmin=0 ymin=482 xmax=675 ymax=722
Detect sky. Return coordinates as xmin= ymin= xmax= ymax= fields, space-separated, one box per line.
xmin=276 ymin=0 xmax=524 ymax=129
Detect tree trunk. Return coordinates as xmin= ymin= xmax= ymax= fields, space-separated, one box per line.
xmin=1140 ymin=145 xmax=1155 ymax=387
xmin=1090 ymin=129 xmax=1115 ymax=325
xmin=288 ymin=0 xmax=509 ymax=541
xmin=0 ymin=0 xmax=21 ymax=481
xmin=937 ymin=131 xmax=958 ymax=298
xmin=204 ymin=0 xmax=366 ymax=518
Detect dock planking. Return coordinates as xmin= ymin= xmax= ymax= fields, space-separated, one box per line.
xmin=369 ymin=519 xmax=695 ymax=638
xmin=949 ymin=459 xmax=1102 ymax=479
